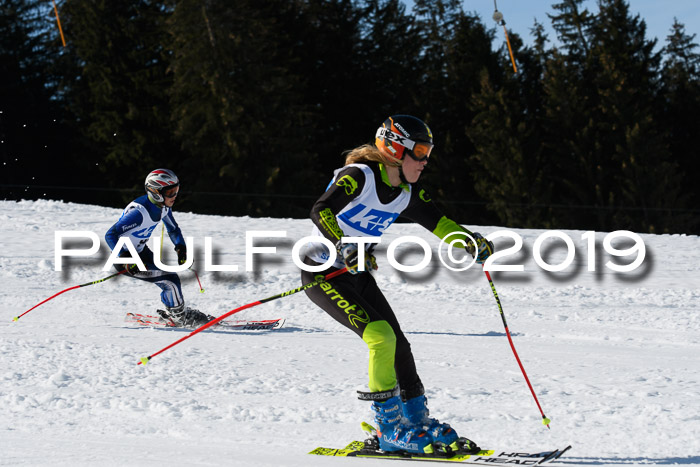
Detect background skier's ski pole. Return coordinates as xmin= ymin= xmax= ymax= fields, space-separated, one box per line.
xmin=138 ymin=267 xmax=348 ymax=365
xmin=13 ymin=269 xmax=130 ymax=322
xmin=483 ymin=268 xmax=551 ymax=428
xmin=192 ymin=268 xmax=205 ymax=293
xmin=160 ymin=223 xmax=204 ymax=293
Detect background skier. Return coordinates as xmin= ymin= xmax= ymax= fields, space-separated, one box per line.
xmin=105 ymin=168 xmax=213 ymax=327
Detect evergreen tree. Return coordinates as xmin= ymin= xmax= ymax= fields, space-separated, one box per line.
xmin=547 ymin=0 xmax=593 ymax=57
xmin=356 ymin=0 xmax=420 ymax=115
xmin=541 ymin=0 xmax=686 ymax=232
xmin=5 ymin=0 xmax=691 ymax=233
xmin=58 ymin=0 xmax=175 ymax=202
xmin=585 ymin=0 xmax=683 ymax=232
xmin=354 ymin=0 xmax=422 ymax=131
xmin=290 ymin=0 xmax=368 ymax=182
xmin=468 ymin=22 xmax=555 ymax=228
xmin=660 ymin=19 xmax=700 ymax=230
xmin=409 ymin=0 xmax=498 ymax=224
xmin=541 ymin=0 xmax=603 ymax=229
xmin=0 ymin=0 xmax=74 ymax=199
xmin=410 ymin=0 xmax=463 ymax=163
xmin=168 ymin=0 xmax=315 ymax=216
xmin=437 ymin=11 xmax=502 ymax=225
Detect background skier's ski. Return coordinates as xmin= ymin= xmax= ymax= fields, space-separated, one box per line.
xmin=125 ymin=312 xmax=285 ymax=331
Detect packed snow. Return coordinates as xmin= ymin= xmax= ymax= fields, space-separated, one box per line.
xmin=1 ymin=199 xmax=699 ymax=466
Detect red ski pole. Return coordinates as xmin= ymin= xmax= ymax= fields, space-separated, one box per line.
xmin=138 ymin=267 xmax=348 ymax=365
xmin=483 ymin=267 xmax=551 ymax=428
xmin=13 ymin=268 xmax=130 ymax=322
xmin=192 ymin=268 xmax=205 ymax=293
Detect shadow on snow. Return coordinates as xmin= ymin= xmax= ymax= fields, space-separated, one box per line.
xmin=406 ymin=330 xmax=514 ymax=338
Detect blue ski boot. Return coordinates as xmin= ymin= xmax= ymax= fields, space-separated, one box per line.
xmin=372 ymin=395 xmax=434 ymax=453
xmin=402 ymin=394 xmax=460 ymax=447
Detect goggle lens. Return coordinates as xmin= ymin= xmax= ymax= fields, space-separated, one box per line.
xmin=162 ymin=187 xmax=179 ymax=199
xmin=407 ymin=142 xmax=432 ymax=162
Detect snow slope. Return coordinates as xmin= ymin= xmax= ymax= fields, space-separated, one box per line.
xmin=1 ymin=199 xmax=699 ymax=466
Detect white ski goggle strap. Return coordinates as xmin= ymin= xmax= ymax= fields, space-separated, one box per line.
xmin=376 ymin=127 xmax=417 ymax=150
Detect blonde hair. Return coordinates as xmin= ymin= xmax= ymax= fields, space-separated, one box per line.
xmin=343 ymin=144 xmax=402 ymax=167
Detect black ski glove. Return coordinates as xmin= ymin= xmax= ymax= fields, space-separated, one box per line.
xmin=121 ymin=263 xmax=139 ymax=276
xmin=117 ymin=249 xmax=146 ymax=275
xmin=174 ymin=244 xmax=188 ymax=266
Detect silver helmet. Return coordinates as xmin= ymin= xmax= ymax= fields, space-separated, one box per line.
xmin=145 ymin=168 xmax=179 ymax=204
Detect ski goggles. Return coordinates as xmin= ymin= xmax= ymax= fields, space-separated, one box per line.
xmin=376 ymin=127 xmax=433 ymax=162
xmin=162 ymin=186 xmax=179 ymax=199
xmin=406 ymin=141 xmax=433 ymax=162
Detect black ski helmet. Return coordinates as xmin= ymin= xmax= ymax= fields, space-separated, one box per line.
xmin=375 ymin=115 xmax=434 ymax=162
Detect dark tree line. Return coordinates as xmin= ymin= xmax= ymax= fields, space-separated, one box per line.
xmin=2 ymin=0 xmax=698 ymax=233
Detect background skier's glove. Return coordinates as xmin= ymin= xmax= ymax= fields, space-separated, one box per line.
xmin=122 ymin=263 xmax=139 ymax=276
xmin=117 ymin=249 xmax=146 ymax=275
xmin=174 ymin=244 xmax=187 ymax=265
xmin=336 ymin=241 xmax=378 ymax=275
xmin=466 ymin=232 xmax=494 ymax=265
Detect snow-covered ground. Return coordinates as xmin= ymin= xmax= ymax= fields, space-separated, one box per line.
xmin=1 ymin=199 xmax=699 ymax=466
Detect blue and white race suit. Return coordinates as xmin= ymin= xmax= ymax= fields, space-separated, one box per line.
xmin=105 ymin=195 xmax=186 ymax=309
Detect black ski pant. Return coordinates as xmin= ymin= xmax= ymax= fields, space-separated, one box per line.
xmin=302 ymin=257 xmax=422 ymax=396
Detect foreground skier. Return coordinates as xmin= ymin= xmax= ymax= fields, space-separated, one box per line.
xmin=301 ymin=115 xmax=494 ymax=454
xmin=105 ymin=168 xmax=213 ymax=327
